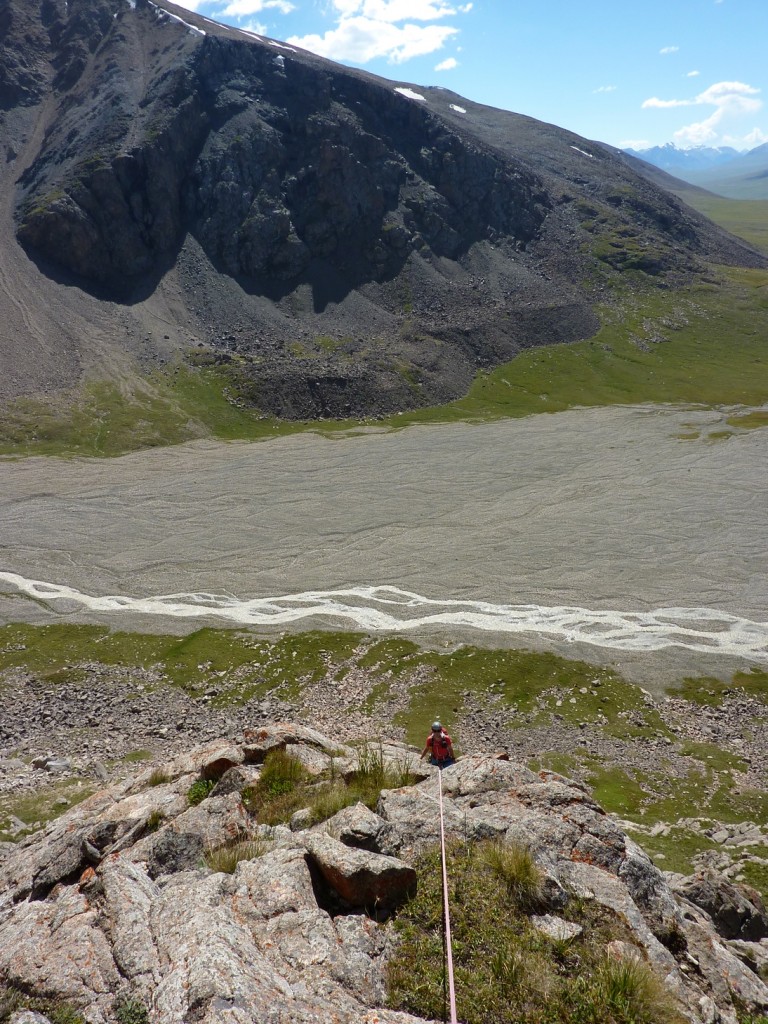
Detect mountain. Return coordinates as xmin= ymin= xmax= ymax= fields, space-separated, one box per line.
xmin=0 ymin=0 xmax=765 ymax=421
xmin=623 ymin=142 xmax=742 ymax=174
xmin=682 ymin=143 xmax=768 ymax=199
xmin=1 ymin=723 xmax=767 ymax=1024
xmin=623 ymin=143 xmax=768 ymax=200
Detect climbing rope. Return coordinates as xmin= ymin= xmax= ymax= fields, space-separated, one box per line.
xmin=437 ymin=765 xmax=458 ymax=1024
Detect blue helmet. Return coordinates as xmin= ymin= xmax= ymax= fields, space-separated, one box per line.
xmin=432 ymin=721 xmax=442 ymax=732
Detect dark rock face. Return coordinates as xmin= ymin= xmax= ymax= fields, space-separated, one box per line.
xmin=13 ymin=6 xmax=547 ymax=292
xmin=1 ymin=0 xmax=766 ymax=420
xmin=679 ymin=871 xmax=768 ymax=942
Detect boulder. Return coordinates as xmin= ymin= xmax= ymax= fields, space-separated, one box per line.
xmin=209 ymin=764 xmax=262 ymax=798
xmin=726 ymin=938 xmax=768 ymax=975
xmin=284 ymin=743 xmax=332 ymax=776
xmin=324 ymin=802 xmax=387 ymax=852
xmin=304 ymin=833 xmax=416 ymax=911
xmin=377 ymin=784 xmax=506 ymax=858
xmin=437 ymin=755 xmax=538 ymax=797
xmin=242 ymin=724 xmax=353 ymax=763
xmin=145 ymin=829 xmax=205 ymax=879
xmin=676 ymin=870 xmax=768 ymax=941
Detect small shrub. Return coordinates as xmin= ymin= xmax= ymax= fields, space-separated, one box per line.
xmin=204 ymin=838 xmax=268 ymax=874
xmin=481 ymin=840 xmax=543 ymax=911
xmin=114 ymin=997 xmax=150 ymax=1024
xmin=145 ymin=809 xmax=164 ymax=833
xmin=187 ymin=778 xmax=216 ymax=806
xmin=148 ymin=767 xmax=171 ymax=787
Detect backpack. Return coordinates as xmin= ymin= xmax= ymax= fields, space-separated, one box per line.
xmin=431 ymin=731 xmax=451 ymax=760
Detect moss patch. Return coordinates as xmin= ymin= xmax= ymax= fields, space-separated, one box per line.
xmin=667 ymin=668 xmax=768 ymax=706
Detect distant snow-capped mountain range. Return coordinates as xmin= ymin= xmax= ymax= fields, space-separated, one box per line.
xmin=622 ymin=142 xmax=768 ymax=199
xmin=623 ymin=143 xmax=743 ymax=173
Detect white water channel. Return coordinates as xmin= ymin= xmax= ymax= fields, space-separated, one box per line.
xmin=1 ymin=573 xmax=766 ymax=661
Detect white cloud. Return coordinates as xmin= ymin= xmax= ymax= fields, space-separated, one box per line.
xmin=662 ymin=81 xmax=764 ymax=147
xmin=329 ymin=0 xmax=461 ymax=19
xmin=290 ymin=0 xmax=471 ymax=65
xmin=289 ymin=16 xmax=458 ymax=63
xmin=686 ymin=70 xmax=700 ymax=77
xmin=593 ymin=85 xmax=617 ymax=94
xmin=642 ymin=96 xmax=693 ymax=109
xmin=640 ymin=80 xmax=765 ymax=148
xmin=659 ymin=45 xmax=679 ymax=55
xmin=220 ymin=0 xmax=293 ymax=13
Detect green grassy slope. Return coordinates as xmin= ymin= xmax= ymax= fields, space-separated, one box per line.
xmin=669 ymin=189 xmax=768 ymax=254
xmin=1 ymin=264 xmax=767 ymax=458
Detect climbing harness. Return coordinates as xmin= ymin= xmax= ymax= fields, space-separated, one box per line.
xmin=437 ymin=765 xmax=458 ymax=1024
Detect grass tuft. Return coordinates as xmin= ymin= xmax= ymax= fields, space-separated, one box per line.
xmin=242 ymin=743 xmax=418 ymax=827
xmin=148 ymin=768 xmax=171 ymax=787
xmin=481 ymin=840 xmax=544 ymax=912
xmin=204 ymin=837 xmax=269 ymax=873
xmin=145 ymin=809 xmax=164 ymax=833
xmin=0 ymin=986 xmax=87 ymax=1024
xmin=243 ymin=749 xmax=307 ymax=825
xmin=114 ymin=997 xmax=150 ymax=1024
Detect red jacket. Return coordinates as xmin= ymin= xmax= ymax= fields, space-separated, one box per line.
xmin=426 ymin=731 xmax=453 ymax=760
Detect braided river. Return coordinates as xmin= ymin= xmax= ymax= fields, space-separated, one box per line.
xmin=1 ymin=404 xmax=766 ymax=681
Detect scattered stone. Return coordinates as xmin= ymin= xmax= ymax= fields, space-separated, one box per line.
xmin=531 ymin=914 xmax=582 ymax=941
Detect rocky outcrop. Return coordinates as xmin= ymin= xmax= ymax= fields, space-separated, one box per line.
xmin=1 ymin=726 xmax=767 ymax=1024
xmin=673 ymin=870 xmax=768 ymax=942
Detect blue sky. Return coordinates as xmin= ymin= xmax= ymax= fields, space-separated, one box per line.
xmin=176 ymin=0 xmax=768 ymax=151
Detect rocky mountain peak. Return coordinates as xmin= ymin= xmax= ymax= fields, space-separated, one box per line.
xmin=0 ymin=723 xmax=766 ymax=1023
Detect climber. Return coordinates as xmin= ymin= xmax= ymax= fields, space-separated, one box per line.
xmin=420 ymin=720 xmax=455 ymax=768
